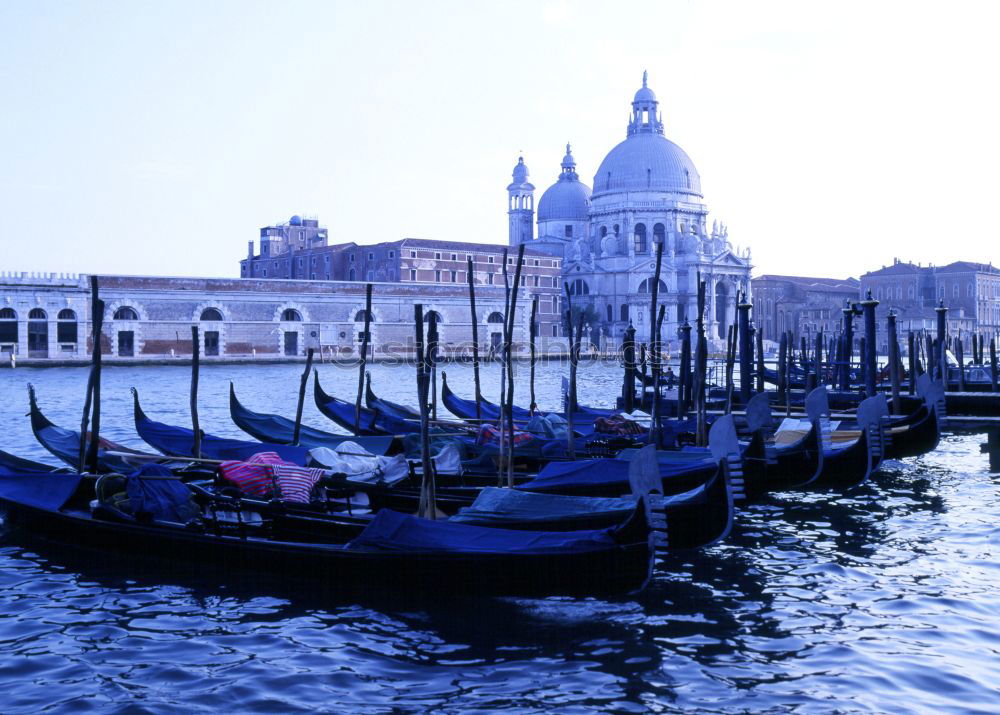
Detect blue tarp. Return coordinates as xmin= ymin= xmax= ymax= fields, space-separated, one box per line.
xmin=347 ymin=508 xmax=618 ymax=554
xmin=519 ymin=454 xmax=716 ymax=492
xmin=450 ymin=487 xmax=636 ymax=525
xmin=136 ymin=410 xmax=313 ymax=464
xmin=0 ymin=467 xmax=83 ymax=511
xmin=125 ymin=464 xmax=199 ymax=523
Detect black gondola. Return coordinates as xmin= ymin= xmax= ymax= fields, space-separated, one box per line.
xmin=0 ymin=467 xmax=655 ymax=597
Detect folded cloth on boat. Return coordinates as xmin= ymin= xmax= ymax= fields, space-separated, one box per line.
xmin=594 ymin=415 xmax=646 ymax=436
xmin=476 ymin=423 xmax=535 ymax=448
xmin=347 ymin=508 xmax=618 ymax=554
xmin=308 ymin=442 xmax=409 ymax=486
xmin=219 ymin=452 xmax=327 ymax=503
xmin=524 ymin=413 xmax=569 ymax=440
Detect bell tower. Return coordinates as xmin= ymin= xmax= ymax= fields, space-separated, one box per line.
xmin=507 ymin=156 xmax=535 ymax=246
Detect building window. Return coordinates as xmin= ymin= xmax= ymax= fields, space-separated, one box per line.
xmin=567 ymin=279 xmax=590 ymax=295
xmin=435 ymin=252 xmax=441 ymax=260
xmin=410 ymin=251 xmax=417 ymax=258
xmin=200 ymin=308 xmax=223 ymax=321
xmin=450 ymin=270 xmax=457 ymax=282
xmin=113 ymin=306 xmax=139 ymax=321
xmin=520 ymin=276 xmax=525 ymax=286
xmin=633 ymin=223 xmax=647 ymax=253
xmin=508 ymin=257 xmax=513 ymax=265
xmin=57 ymin=309 xmax=77 ymax=343
xmin=368 ymin=252 xmax=374 ymax=261
xmin=349 ymin=254 xmax=355 ymax=262
xmin=281 ymin=309 xmax=302 ymax=321
xmin=606 ymin=304 xmax=613 ymax=322
xmin=354 ymin=309 xmax=374 ymax=323
xmin=653 ymin=223 xmax=665 ymax=245
xmin=620 ymin=304 xmax=628 ymax=322
xmin=533 ymin=259 xmax=539 ymax=266
xmin=488 ymin=273 xmax=494 ymax=285
xmin=487 ymin=312 xmax=504 ymax=324
xmin=410 ymin=269 xmax=416 ymax=281
xmin=533 ymin=276 xmax=539 ymax=287
xmin=450 ymin=253 xmax=457 ymax=261
xmin=488 ymin=256 xmax=495 ymax=264
xmin=953 ymin=284 xmax=959 ymax=298
xmin=551 ymin=324 xmax=558 ymax=337
xmin=564 ymin=225 xmax=573 ymax=238
xmin=263 ymin=269 xmax=267 ymax=277
xmin=349 ymin=268 xmax=356 ymax=281
xmin=388 ymin=251 xmax=395 ymax=259
xmin=435 ymin=270 xmax=441 ymax=282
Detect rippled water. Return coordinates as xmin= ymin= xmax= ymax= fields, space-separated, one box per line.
xmin=1 ymin=362 xmax=999 ymax=712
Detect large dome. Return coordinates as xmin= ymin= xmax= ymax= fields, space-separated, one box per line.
xmin=592 ymin=133 xmax=702 ymax=199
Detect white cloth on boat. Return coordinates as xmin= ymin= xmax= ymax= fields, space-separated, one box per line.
xmin=430 ymin=443 xmax=462 ymax=475
xmin=308 ymin=442 xmax=409 ymax=485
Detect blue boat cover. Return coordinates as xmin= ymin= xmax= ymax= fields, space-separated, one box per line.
xmin=450 ymin=487 xmax=636 ymax=525
xmin=0 ymin=467 xmax=83 ymax=511
xmin=519 ymin=455 xmax=716 ymax=491
xmin=137 ymin=411 xmax=313 ymax=465
xmin=231 ymin=392 xmax=394 ymax=455
xmin=125 ymin=464 xmax=200 ymax=523
xmin=348 ymin=508 xmax=618 ymax=554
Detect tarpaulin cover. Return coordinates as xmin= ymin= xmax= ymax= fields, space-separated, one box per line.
xmin=347 ymin=508 xmax=618 ymax=554
xmin=450 ymin=487 xmax=636 ymax=525
xmin=125 ymin=464 xmax=200 ymax=522
xmin=0 ymin=467 xmax=83 ymax=511
xmin=136 ymin=410 xmax=313 ymax=464
xmin=231 ymin=390 xmax=394 ymax=455
xmin=519 ymin=455 xmax=716 ymax=491
xmin=34 ymin=419 xmax=147 ymax=473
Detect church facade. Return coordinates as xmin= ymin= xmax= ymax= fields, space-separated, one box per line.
xmin=509 ymin=73 xmax=752 ymax=347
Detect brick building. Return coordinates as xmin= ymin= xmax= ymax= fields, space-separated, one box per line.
xmin=240 ymin=217 xmax=563 ymax=339
xmin=750 ymin=275 xmax=860 ymax=342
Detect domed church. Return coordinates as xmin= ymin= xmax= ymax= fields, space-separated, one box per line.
xmin=509 ymin=73 xmax=752 ymax=345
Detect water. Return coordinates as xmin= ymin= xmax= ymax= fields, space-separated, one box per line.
xmin=1 ymin=363 xmax=999 ymax=713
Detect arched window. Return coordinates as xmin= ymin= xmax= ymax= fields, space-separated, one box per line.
xmin=348 ymin=268 xmax=356 ymax=281
xmin=600 ymin=226 xmax=608 ymax=238
xmin=653 ymin=223 xmax=665 ymax=245
xmin=567 ymin=279 xmax=590 ymax=296
xmin=200 ymin=308 xmax=223 ymax=321
xmin=0 ymin=308 xmax=16 ymax=343
xmin=28 ymin=308 xmax=47 ymax=320
xmin=486 ymin=312 xmax=504 ymax=324
xmin=57 ymin=309 xmax=77 ymax=343
xmin=281 ymin=309 xmax=302 ymax=322
xmin=620 ymin=304 xmax=628 ymax=322
xmin=606 ymin=304 xmax=613 ymax=322
xmin=423 ymin=310 xmax=443 ymax=324
xmin=113 ymin=306 xmax=139 ymax=321
xmin=633 ymin=223 xmax=647 ymax=254
xmin=354 ymin=310 xmax=374 ymax=322
xmin=637 ymin=278 xmax=668 ymax=294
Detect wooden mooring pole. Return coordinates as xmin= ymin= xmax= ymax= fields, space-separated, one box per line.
xmin=190 ymin=325 xmax=201 ymax=459
xmin=293 ymin=348 xmax=315 ymax=445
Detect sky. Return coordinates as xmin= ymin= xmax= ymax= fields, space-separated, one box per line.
xmin=1 ymin=0 xmax=998 ymax=280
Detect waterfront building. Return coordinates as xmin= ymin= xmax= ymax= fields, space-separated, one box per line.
xmin=508 ymin=72 xmax=753 ymax=347
xmin=0 ymin=272 xmax=545 ymax=363
xmin=751 ymin=275 xmax=861 ymax=343
xmin=860 ymin=259 xmax=1000 ymax=348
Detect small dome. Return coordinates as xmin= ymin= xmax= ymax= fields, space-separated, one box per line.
xmin=538 ymin=180 xmax=591 ymax=222
xmin=289 ymin=215 xmax=303 ymax=226
xmin=633 ymin=70 xmax=657 ymax=103
xmin=511 ymin=157 xmax=529 ymax=184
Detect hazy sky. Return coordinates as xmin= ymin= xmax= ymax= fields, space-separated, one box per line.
xmin=2 ymin=0 xmax=998 ymax=279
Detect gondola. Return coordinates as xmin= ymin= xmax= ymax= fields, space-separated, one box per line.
xmin=439 ymin=372 xmax=615 ymax=429
xmin=364 ymin=373 xmax=422 ymax=422
xmin=229 ymin=384 xmax=396 ymax=455
xmin=134 ymin=388 xmax=318 ymax=464
xmin=314 ymin=373 xmax=418 ymax=436
xmin=27 ymin=385 xmax=169 ymax=473
xmin=0 ymin=466 xmax=655 ymax=597
xmin=0 ymin=448 xmax=61 ymax=473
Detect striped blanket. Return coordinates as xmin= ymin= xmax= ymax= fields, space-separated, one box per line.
xmin=218 ymin=451 xmax=327 ymax=503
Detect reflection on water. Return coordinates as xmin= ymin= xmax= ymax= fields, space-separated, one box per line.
xmin=1 ymin=364 xmax=999 ymax=712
